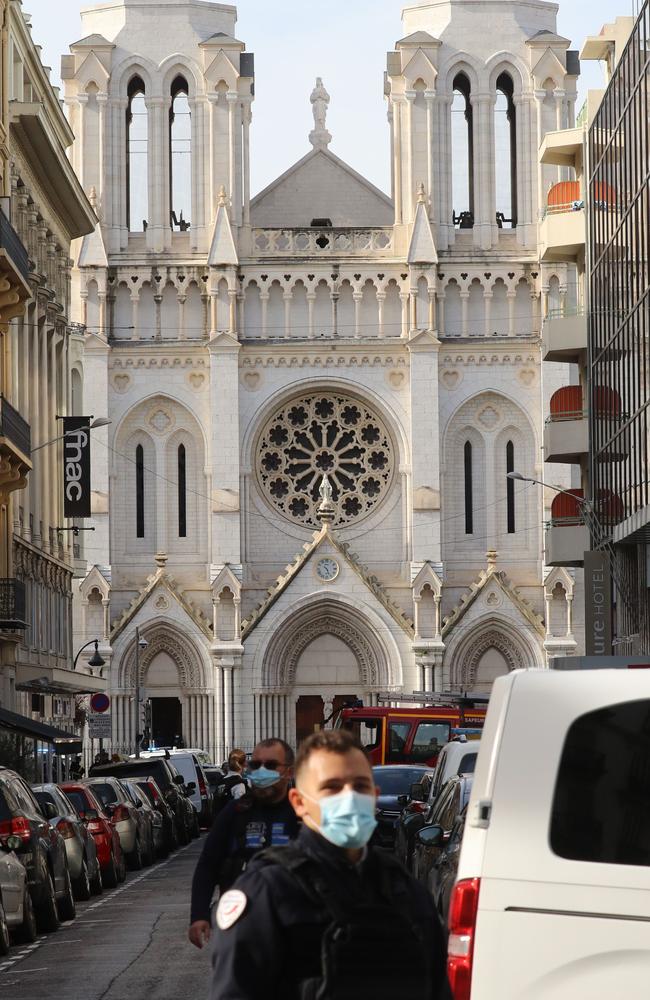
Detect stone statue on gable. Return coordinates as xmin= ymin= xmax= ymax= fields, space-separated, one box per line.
xmin=309 ymin=78 xmax=332 ymax=150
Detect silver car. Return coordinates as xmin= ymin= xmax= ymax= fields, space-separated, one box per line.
xmin=123 ymin=780 xmax=162 ymax=858
xmin=32 ymin=784 xmax=102 ymax=901
xmin=0 ymin=837 xmax=37 ymax=952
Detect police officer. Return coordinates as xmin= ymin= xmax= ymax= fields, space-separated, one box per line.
xmin=209 ymin=729 xmax=451 ymax=999
xmin=188 ymin=737 xmax=299 ymax=950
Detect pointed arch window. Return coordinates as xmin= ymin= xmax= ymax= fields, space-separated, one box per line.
xmin=127 ymin=76 xmax=148 ymax=233
xmin=506 ymin=440 xmax=516 ymax=533
xmin=178 ymin=444 xmax=187 ymax=538
xmin=495 ymin=73 xmax=517 ymax=229
xmin=170 ymin=76 xmax=191 ymax=231
xmin=464 ymin=441 xmax=474 ymax=535
xmin=136 ymin=444 xmax=145 ymax=538
xmin=452 ymin=73 xmax=474 ymax=229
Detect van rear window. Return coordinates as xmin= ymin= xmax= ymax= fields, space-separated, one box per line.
xmin=550 ymin=699 xmax=650 ymax=867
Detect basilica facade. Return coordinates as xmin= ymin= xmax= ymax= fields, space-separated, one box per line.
xmin=66 ymin=0 xmax=584 ymax=759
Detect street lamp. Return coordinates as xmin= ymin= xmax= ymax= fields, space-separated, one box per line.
xmin=134 ymin=627 xmax=149 ymax=759
xmin=31 ymin=417 xmax=112 ymax=453
xmin=73 ymin=639 xmax=106 ymax=673
xmin=506 ymin=471 xmax=593 ymax=509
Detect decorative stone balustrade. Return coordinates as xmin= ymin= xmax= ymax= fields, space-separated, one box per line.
xmin=251 ymin=227 xmax=394 ymax=258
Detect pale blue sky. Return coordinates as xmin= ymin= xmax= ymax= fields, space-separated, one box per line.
xmin=23 ymin=0 xmax=639 ymax=194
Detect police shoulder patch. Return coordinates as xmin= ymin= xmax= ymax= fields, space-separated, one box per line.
xmin=216 ymin=889 xmax=248 ymax=930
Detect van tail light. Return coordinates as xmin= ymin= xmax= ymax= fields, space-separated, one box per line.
xmin=111 ymin=805 xmax=130 ymax=824
xmin=198 ymin=775 xmax=207 ymax=799
xmin=0 ymin=816 xmax=32 ymax=843
xmin=56 ymin=819 xmax=77 ymax=840
xmin=148 ymin=784 xmax=161 ymax=804
xmin=447 ymin=878 xmax=481 ymax=1000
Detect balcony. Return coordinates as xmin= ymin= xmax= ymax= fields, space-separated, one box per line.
xmin=540 ymin=182 xmax=586 ymax=263
xmin=542 ymin=309 xmax=588 ymax=362
xmin=544 ymin=386 xmax=589 ymax=463
xmin=0 ymin=209 xmax=30 ymax=328
xmin=0 ymin=395 xmax=31 ymax=502
xmin=0 ymin=579 xmax=27 ymax=629
xmin=545 ymin=490 xmax=590 ymax=567
xmin=250 ymin=227 xmax=395 ymax=258
xmin=0 ymin=210 xmax=29 ymax=287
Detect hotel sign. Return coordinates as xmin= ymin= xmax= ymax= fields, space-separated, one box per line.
xmin=584 ymin=550 xmax=612 ymax=657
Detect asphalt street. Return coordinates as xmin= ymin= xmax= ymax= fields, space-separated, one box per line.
xmin=0 ymin=838 xmax=210 ymax=1000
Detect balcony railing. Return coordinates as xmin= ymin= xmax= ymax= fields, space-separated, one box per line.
xmin=251 ymin=227 xmax=394 ymax=257
xmin=0 ymin=210 xmax=29 ymax=285
xmin=0 ymin=579 xmax=27 ymax=629
xmin=0 ymin=396 xmax=31 ymax=458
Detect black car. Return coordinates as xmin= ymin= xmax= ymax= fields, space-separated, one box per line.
xmin=134 ymin=778 xmax=177 ymax=855
xmin=411 ymin=774 xmax=473 ymax=889
xmin=428 ymin=806 xmax=467 ymax=925
xmin=371 ymin=766 xmax=435 ymax=850
xmin=0 ymin=766 xmax=75 ymax=932
xmin=89 ymin=759 xmax=192 ymax=845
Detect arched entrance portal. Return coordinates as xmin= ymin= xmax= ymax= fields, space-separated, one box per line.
xmin=146 ymin=651 xmax=183 ymax=748
xmin=294 ymin=635 xmax=360 ymax=743
xmin=446 ymin=620 xmax=543 ymax=694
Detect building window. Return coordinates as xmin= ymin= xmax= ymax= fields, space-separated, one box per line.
xmin=464 ymin=441 xmax=474 ymax=535
xmin=127 ymin=76 xmax=148 ymax=233
xmin=495 ymin=73 xmax=517 ymax=229
xmin=452 ymin=73 xmax=474 ymax=228
xmin=178 ymin=444 xmax=187 ymax=538
xmin=170 ymin=76 xmax=191 ymax=231
xmin=136 ymin=444 xmax=145 ymax=538
xmin=506 ymin=440 xmax=515 ymax=533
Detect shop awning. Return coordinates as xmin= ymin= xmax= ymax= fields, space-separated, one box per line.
xmin=15 ymin=663 xmax=106 ymax=696
xmin=0 ymin=707 xmax=82 ymax=755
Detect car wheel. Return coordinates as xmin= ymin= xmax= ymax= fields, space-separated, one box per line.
xmin=15 ymin=885 xmax=38 ymax=944
xmin=0 ymin=899 xmax=10 ymax=956
xmin=58 ymin=866 xmax=76 ymax=922
xmin=103 ymin=854 xmax=118 ymax=889
xmin=36 ymin=869 xmax=60 ymax=934
xmin=128 ymin=838 xmax=142 ymax=871
xmin=90 ymin=862 xmax=103 ymax=896
xmin=74 ymin=859 xmax=91 ymax=902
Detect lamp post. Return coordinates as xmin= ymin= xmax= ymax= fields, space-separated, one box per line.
xmin=72 ymin=638 xmax=106 ymax=673
xmin=134 ymin=626 xmax=148 ymax=758
xmin=31 ymin=416 xmax=112 ymax=453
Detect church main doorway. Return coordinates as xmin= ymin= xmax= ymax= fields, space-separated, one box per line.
xmin=295 ymin=694 xmax=357 ymax=745
xmin=150 ymin=697 xmax=182 ymax=749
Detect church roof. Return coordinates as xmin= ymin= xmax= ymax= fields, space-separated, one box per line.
xmin=200 ymin=31 xmax=245 ymax=46
xmin=70 ymin=34 xmax=115 ymax=49
xmin=396 ymin=31 xmax=440 ymax=47
xmin=242 ymin=523 xmax=414 ymax=640
xmin=528 ymin=29 xmax=571 ymax=45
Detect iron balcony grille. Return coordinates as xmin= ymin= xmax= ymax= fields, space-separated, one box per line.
xmin=0 ymin=579 xmax=27 ymax=629
xmin=0 ymin=395 xmax=31 ymax=458
xmin=0 ymin=209 xmax=29 ymax=285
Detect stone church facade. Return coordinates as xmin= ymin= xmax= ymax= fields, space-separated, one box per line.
xmin=65 ymin=0 xmax=584 ymax=758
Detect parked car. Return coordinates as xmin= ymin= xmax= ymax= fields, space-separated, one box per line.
xmin=450 ymin=668 xmax=650 ymax=1000
xmin=137 ymin=750 xmax=210 ymax=830
xmin=411 ymin=773 xmax=473 ymax=887
xmin=60 ymin=783 xmax=126 ymax=888
xmin=0 ymin=766 xmax=75 ymax=932
xmin=134 ymin=778 xmax=176 ymax=856
xmin=0 ymin=837 xmax=37 ymax=951
xmin=371 ymin=765 xmax=435 ymax=850
xmin=33 ymin=784 xmax=102 ymax=900
xmin=428 ymin=806 xmax=466 ymax=926
xmin=84 ymin=776 xmax=148 ymax=870
xmin=427 ymin=738 xmax=480 ymax=805
xmin=89 ymin=759 xmax=193 ymax=845
xmin=121 ymin=780 xmax=158 ymax=861
xmin=203 ymin=765 xmax=224 ymax=798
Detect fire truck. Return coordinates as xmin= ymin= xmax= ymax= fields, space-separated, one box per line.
xmin=334 ymin=692 xmax=488 ymax=768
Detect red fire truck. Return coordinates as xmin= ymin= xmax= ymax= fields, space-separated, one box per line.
xmin=334 ymin=693 xmax=488 ymax=768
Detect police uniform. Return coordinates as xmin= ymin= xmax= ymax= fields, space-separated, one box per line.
xmin=209 ymin=826 xmax=452 ymax=1000
xmin=190 ymin=794 xmax=300 ymax=925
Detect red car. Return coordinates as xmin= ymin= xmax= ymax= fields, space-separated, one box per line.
xmin=60 ymin=784 xmax=126 ymax=888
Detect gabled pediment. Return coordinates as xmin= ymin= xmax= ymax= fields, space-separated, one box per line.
xmin=208 ymin=193 xmax=238 ymax=266
xmin=78 ymin=564 xmax=111 ymax=603
xmin=408 ymin=196 xmax=437 ymax=265
xmin=402 ymin=49 xmax=438 ymax=89
xmin=530 ymin=47 xmax=567 ymax=88
xmin=443 ymin=555 xmax=545 ymax=640
xmin=412 ymin=562 xmax=442 ymax=597
xmin=110 ymin=568 xmax=211 ymax=644
xmin=397 ymin=31 xmax=441 ymax=48
xmin=203 ymin=50 xmax=240 ymax=88
xmin=212 ymin=565 xmax=242 ymax=598
xmin=75 ymin=50 xmax=111 ymax=88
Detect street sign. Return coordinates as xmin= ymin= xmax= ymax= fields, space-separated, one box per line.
xmin=62 ymin=417 xmax=92 ymax=518
xmin=90 ymin=693 xmax=110 ymax=714
xmin=88 ymin=713 xmax=112 ymax=739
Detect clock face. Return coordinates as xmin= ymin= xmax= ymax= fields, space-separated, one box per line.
xmin=316 ymin=558 xmax=339 ymax=582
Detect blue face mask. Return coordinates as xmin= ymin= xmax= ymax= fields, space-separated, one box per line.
xmin=248 ymin=766 xmax=281 ymax=789
xmin=308 ymin=790 xmax=378 ymax=850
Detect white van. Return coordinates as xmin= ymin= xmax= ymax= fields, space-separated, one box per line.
xmin=136 ymin=750 xmax=211 ymax=827
xmin=449 ymin=669 xmax=650 ymax=999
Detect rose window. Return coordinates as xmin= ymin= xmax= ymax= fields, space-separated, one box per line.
xmin=256 ymin=393 xmax=394 ymax=528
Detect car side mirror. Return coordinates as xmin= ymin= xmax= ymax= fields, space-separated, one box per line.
xmin=186 ymin=781 xmax=196 ymax=793
xmin=416 ymin=824 xmax=444 ymax=849
xmin=43 ymin=801 xmax=57 ymax=821
xmin=397 ymin=794 xmax=409 ymax=807
xmin=410 ymin=782 xmax=426 ymax=802
xmin=173 ymin=774 xmax=185 ymax=785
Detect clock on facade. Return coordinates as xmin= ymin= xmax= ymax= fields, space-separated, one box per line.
xmin=316 ymin=558 xmax=339 ymax=582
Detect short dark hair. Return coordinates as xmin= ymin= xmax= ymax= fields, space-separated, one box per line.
xmin=255 ymin=737 xmax=295 ymax=767
xmin=295 ymin=729 xmax=363 ymax=779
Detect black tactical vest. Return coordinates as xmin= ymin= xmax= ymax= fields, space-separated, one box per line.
xmin=261 ymin=845 xmax=432 ymax=1000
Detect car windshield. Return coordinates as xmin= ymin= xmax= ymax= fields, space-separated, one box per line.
xmin=91 ymin=783 xmax=119 ymax=807
xmin=65 ymin=790 xmax=89 ymax=815
xmin=372 ymin=768 xmax=429 ymax=795
xmin=136 ymin=783 xmax=156 ymax=806
xmin=204 ymin=770 xmax=222 ymax=788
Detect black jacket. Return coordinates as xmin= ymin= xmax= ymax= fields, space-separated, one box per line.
xmin=209 ymin=827 xmax=452 ymax=1000
xmin=190 ymin=794 xmax=299 ymax=924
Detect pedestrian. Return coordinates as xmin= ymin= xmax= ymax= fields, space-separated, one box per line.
xmin=213 ymin=749 xmax=248 ymax=813
xmin=188 ymin=737 xmax=299 ymax=950
xmin=209 ymin=729 xmax=452 ymax=1000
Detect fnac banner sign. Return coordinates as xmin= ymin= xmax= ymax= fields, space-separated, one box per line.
xmin=63 ymin=417 xmax=91 ymax=518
